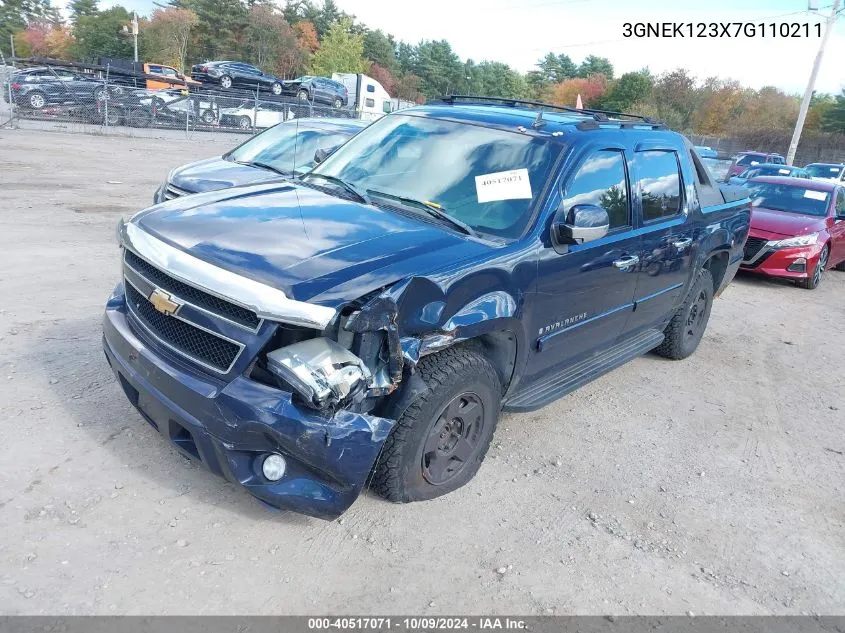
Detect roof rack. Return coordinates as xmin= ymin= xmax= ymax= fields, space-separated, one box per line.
xmin=437 ymin=95 xmax=665 ymax=128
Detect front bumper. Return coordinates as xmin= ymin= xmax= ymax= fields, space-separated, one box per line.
xmin=740 ymin=241 xmax=824 ymax=279
xmin=102 ymin=286 xmax=394 ymax=519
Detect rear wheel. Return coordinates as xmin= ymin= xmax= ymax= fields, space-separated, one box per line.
xmin=28 ymin=91 xmax=46 ymax=109
xmin=200 ymin=109 xmax=216 ymax=124
xmin=298 ymin=89 xmax=309 ymax=101
xmin=654 ymin=268 xmax=714 ymax=360
xmin=103 ymin=107 xmax=120 ymax=126
xmin=238 ymin=115 xmax=251 ymax=130
xmin=797 ymin=245 xmax=829 ymax=289
xmin=220 ymin=75 xmax=233 ymax=89
xmin=128 ymin=108 xmax=152 ymax=128
xmin=271 ymin=82 xmax=282 ymax=95
xmin=333 ymin=97 xmax=343 ymax=109
xmin=371 ymin=347 xmax=501 ymax=503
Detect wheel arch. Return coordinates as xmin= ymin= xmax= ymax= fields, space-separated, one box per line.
xmin=703 ymin=249 xmax=730 ymax=292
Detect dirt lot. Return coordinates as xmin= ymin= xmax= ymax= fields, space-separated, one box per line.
xmin=0 ymin=128 xmax=843 ymax=616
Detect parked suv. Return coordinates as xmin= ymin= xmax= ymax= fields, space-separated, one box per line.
xmin=190 ymin=61 xmax=283 ymax=95
xmin=104 ymin=97 xmax=750 ymax=519
xmin=3 ymin=66 xmax=120 ymax=110
xmin=282 ymin=75 xmax=348 ymax=108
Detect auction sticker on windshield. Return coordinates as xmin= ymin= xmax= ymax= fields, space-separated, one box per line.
xmin=475 ymin=168 xmax=532 ymax=203
xmin=804 ymin=190 xmax=827 ymax=201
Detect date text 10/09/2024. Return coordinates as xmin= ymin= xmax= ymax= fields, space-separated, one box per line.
xmin=623 ymin=22 xmax=822 ymax=38
xmin=307 ymin=618 xmax=527 ymax=630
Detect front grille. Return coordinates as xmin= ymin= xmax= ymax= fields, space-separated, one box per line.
xmin=125 ymin=282 xmax=242 ymax=373
xmin=163 ymin=182 xmax=193 ymax=200
xmin=124 ymin=249 xmax=261 ymax=330
xmin=743 ymin=236 xmax=769 ymax=262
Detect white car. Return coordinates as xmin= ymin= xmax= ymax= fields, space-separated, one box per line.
xmin=805 ymin=162 xmax=845 ymax=183
xmin=220 ymin=102 xmax=293 ymax=130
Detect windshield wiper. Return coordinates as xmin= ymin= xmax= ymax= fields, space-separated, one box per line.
xmin=234 ymin=160 xmax=290 ymax=177
xmin=300 ymin=173 xmax=371 ymax=205
xmin=366 ymin=189 xmax=476 ymax=237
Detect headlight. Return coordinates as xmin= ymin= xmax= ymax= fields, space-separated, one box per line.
xmin=266 ymin=337 xmax=371 ymax=409
xmin=768 ymin=232 xmax=819 ymax=248
xmin=116 ymin=217 xmax=125 ymax=246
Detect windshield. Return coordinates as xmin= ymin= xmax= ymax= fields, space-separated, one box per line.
xmin=805 ymin=164 xmax=843 ymax=178
xmin=229 ymin=122 xmax=357 ymax=175
xmin=747 ymin=182 xmax=830 ymax=217
xmin=309 ymin=114 xmax=562 ymax=239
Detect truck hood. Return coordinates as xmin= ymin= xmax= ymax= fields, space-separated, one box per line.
xmin=134 ymin=182 xmax=490 ymax=306
xmin=750 ymin=206 xmax=827 ymax=238
xmin=170 ymin=157 xmax=282 ymax=194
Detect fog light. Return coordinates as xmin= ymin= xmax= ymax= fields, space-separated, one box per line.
xmin=787 ymin=258 xmax=807 ymax=273
xmin=262 ymin=454 xmax=287 ymax=481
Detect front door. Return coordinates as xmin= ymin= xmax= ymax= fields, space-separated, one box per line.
xmin=830 ymin=188 xmax=845 ymax=267
xmin=523 ymin=147 xmax=640 ymax=386
xmin=628 ymin=148 xmax=696 ymax=331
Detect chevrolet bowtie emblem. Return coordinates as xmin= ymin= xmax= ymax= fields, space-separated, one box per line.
xmin=149 ymin=288 xmax=180 ymax=316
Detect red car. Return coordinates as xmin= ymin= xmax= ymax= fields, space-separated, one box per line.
xmin=741 ymin=176 xmax=845 ymax=289
xmin=728 ymin=151 xmax=786 ymax=177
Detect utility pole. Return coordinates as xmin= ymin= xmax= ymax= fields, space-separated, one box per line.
xmin=132 ymin=12 xmax=139 ymax=62
xmin=786 ymin=0 xmax=840 ymax=165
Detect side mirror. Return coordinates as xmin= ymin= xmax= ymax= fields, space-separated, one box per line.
xmin=313 ymin=145 xmax=339 ymax=165
xmin=552 ymin=204 xmax=610 ymax=246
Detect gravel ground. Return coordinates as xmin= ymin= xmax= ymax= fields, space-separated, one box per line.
xmin=0 ymin=128 xmax=843 ymax=616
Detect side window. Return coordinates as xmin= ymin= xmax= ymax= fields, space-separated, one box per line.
xmin=366 ymin=84 xmax=375 ymax=93
xmin=836 ymin=189 xmax=845 ymax=214
xmin=635 ymin=150 xmax=682 ymax=222
xmin=562 ymin=149 xmax=630 ymax=229
xmin=148 ymin=65 xmax=162 ymax=75
xmin=365 ymin=98 xmax=375 ymax=108
xmin=382 ymin=100 xmax=392 ymax=113
xmin=771 ymin=156 xmax=785 ymax=165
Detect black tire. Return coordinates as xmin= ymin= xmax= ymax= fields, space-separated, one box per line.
xmin=333 ymin=97 xmax=343 ymax=109
xmin=128 ymin=108 xmax=152 ymax=128
xmin=298 ymin=89 xmax=309 ymax=101
xmin=797 ymin=244 xmax=829 ymax=289
xmin=27 ymin=91 xmax=47 ymax=110
xmin=200 ymin=109 xmax=216 ymax=124
xmin=653 ymin=268 xmax=714 ymax=360
xmin=371 ymin=347 xmax=501 ymax=503
xmin=271 ymin=82 xmax=282 ymax=95
xmin=220 ymin=75 xmax=233 ymax=89
xmin=103 ymin=107 xmax=120 ymax=126
xmin=238 ymin=115 xmax=251 ymax=130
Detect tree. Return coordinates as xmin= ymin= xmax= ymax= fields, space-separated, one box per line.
xmin=363 ymin=29 xmax=397 ymax=73
xmin=577 ymin=55 xmax=613 ymax=79
xmin=545 ymin=75 xmax=608 ymax=108
xmin=395 ymin=73 xmax=424 ymax=104
xmin=294 ymin=21 xmax=318 ymax=52
xmin=692 ymin=78 xmax=744 ymax=135
xmin=244 ymin=5 xmax=289 ymax=71
xmin=536 ymin=53 xmax=577 ymax=83
xmin=472 ymin=60 xmax=527 ymax=99
xmin=599 ymin=71 xmax=652 ymax=112
xmin=13 ymin=21 xmax=73 ymax=57
xmin=0 ymin=0 xmax=60 ymax=56
xmin=72 ymin=5 xmax=133 ymax=60
xmin=821 ymin=90 xmax=845 ymax=133
xmin=314 ymin=0 xmax=353 ymax=38
xmin=396 ymin=41 xmax=415 ymax=74
xmin=309 ymin=18 xmax=367 ymax=76
xmin=282 ymin=0 xmax=319 ymax=26
xmin=140 ymin=7 xmax=198 ymax=72
xmin=368 ymin=62 xmax=395 ymax=94
xmin=174 ymin=0 xmax=247 ymax=60
xmin=806 ymin=92 xmax=835 ymax=131
xmin=650 ymin=68 xmax=698 ymax=131
xmin=68 ymin=0 xmax=98 ymax=23
xmin=413 ymin=39 xmax=462 ymax=97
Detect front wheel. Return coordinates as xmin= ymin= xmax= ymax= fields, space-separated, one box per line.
xmin=220 ymin=75 xmax=233 ymax=89
xmin=297 ymin=89 xmax=309 ymax=101
xmin=653 ymin=268 xmax=714 ymax=360
xmin=238 ymin=115 xmax=252 ymax=130
xmin=333 ymin=97 xmax=343 ymax=109
xmin=28 ymin=91 xmax=47 ymax=109
xmin=797 ymin=244 xmax=829 ymax=289
xmin=271 ymin=82 xmax=282 ymax=95
xmin=371 ymin=348 xmax=501 ymax=503
xmin=200 ymin=109 xmax=216 ymax=124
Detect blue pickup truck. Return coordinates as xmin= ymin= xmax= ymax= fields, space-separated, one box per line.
xmin=103 ymin=96 xmax=751 ymax=519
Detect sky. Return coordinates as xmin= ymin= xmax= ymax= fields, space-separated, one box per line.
xmin=65 ymin=0 xmax=845 ymax=95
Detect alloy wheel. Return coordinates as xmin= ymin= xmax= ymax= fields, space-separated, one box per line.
xmin=814 ymin=246 xmax=829 ymax=286
xmin=29 ymin=93 xmax=46 ymax=109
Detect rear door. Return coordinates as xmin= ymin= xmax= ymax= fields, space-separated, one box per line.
xmin=627 ymin=144 xmax=696 ymax=333
xmin=831 ymin=188 xmax=845 ymax=266
xmin=525 ymin=144 xmax=641 ymax=385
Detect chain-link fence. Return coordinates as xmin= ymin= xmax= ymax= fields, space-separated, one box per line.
xmin=2 ymin=60 xmax=359 ymax=140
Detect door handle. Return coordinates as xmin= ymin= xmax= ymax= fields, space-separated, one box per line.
xmin=613 ymin=255 xmax=640 ymax=270
xmin=672 ymin=238 xmax=693 ymax=249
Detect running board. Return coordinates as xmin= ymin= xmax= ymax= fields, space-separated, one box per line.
xmin=503 ymin=329 xmax=664 ymax=412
